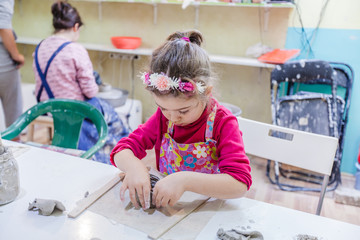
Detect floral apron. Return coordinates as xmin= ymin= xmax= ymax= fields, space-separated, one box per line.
xmin=159 ymin=104 xmax=220 ymax=175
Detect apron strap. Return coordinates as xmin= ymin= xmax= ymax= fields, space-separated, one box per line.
xmin=166 ymin=100 xmax=217 ymax=139
xmin=205 ymin=103 xmax=217 ymax=140
xmin=167 ymin=120 xmax=174 ymax=135
xmin=35 ymin=41 xmax=72 ymax=102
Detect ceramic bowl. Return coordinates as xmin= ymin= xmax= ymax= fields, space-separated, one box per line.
xmin=97 ymin=88 xmax=129 ymax=107
xmin=110 ymin=36 xmax=142 ymax=49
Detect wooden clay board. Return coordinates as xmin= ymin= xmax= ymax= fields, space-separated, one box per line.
xmin=161 ymin=198 xmax=225 ymax=240
xmin=88 ymin=180 xmax=209 ymax=239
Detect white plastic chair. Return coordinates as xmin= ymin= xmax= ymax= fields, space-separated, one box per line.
xmin=237 ymin=117 xmax=338 ymax=215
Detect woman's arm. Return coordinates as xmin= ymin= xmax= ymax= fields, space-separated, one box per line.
xmin=0 ymin=29 xmax=24 ymax=68
xmin=73 ymin=44 xmax=98 ymax=98
xmin=152 ymin=171 xmax=247 ymax=208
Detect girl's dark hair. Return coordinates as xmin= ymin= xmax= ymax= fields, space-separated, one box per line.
xmin=51 ymin=1 xmax=83 ymax=32
xmin=147 ymin=30 xmax=215 ymax=99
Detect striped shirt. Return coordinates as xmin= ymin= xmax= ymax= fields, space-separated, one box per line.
xmin=33 ymin=35 xmax=98 ymax=101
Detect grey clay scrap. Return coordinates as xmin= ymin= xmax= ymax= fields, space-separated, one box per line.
xmin=28 ymin=198 xmax=66 ymax=216
xmin=217 ymin=228 xmax=264 ymax=240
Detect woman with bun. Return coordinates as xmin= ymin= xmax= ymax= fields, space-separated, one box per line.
xmin=33 ymin=1 xmax=128 ymax=164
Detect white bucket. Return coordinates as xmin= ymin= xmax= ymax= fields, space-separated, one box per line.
xmin=220 ymin=102 xmax=242 ymax=117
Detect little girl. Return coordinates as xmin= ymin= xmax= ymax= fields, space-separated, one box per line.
xmin=111 ymin=30 xmax=252 ymax=209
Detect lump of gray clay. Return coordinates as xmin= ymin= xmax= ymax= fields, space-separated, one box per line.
xmin=294 ymin=234 xmax=320 ymax=240
xmin=135 ymin=174 xmax=159 ymax=209
xmin=28 ymin=198 xmax=66 ymax=216
xmin=217 ymin=228 xmax=264 ymax=240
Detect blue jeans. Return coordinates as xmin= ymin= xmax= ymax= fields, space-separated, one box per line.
xmin=78 ymin=97 xmax=129 ymax=164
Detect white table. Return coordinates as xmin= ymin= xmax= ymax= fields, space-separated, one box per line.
xmin=0 ymin=141 xmax=147 ymax=240
xmin=1 ymin=140 xmax=360 ymax=240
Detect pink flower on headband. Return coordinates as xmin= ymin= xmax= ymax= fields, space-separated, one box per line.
xmin=143 ymin=72 xmax=150 ymax=84
xmin=156 ymin=75 xmax=171 ymax=91
xmin=141 ymin=72 xmax=178 ymax=91
xmin=179 ymin=82 xmax=194 ymax=92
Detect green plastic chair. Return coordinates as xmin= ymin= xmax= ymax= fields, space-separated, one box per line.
xmin=1 ymin=98 xmax=108 ymax=159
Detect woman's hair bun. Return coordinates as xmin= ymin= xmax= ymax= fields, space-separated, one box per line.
xmin=51 ymin=1 xmax=66 ymax=18
xmin=167 ymin=30 xmax=203 ymax=46
xmin=187 ymin=30 xmax=203 ymax=46
xmin=51 ymin=1 xmax=83 ymax=31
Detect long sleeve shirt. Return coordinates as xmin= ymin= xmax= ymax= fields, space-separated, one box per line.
xmin=33 ymin=36 xmax=98 ymax=101
xmin=0 ymin=0 xmax=16 ymax=72
xmin=111 ymin=99 xmax=252 ymax=189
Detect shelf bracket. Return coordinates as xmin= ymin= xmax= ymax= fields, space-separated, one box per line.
xmin=263 ymin=6 xmax=270 ymax=32
xmin=17 ymin=0 xmax=23 ymax=16
xmin=194 ymin=3 xmax=199 ymax=29
xmin=98 ymin=0 xmax=103 ymax=21
xmin=153 ymin=3 xmax=158 ymax=25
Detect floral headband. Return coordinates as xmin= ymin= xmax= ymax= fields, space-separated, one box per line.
xmin=141 ymin=72 xmax=206 ymax=94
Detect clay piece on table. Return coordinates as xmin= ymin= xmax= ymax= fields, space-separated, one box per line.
xmin=294 ymin=234 xmax=321 ymax=240
xmin=135 ymin=174 xmax=160 ymax=209
xmin=217 ymin=228 xmax=264 ymax=240
xmin=28 ymin=198 xmax=66 ymax=216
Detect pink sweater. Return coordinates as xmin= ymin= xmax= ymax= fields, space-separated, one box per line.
xmin=110 ymin=99 xmax=252 ymax=189
xmin=33 ymin=36 xmax=98 ymax=101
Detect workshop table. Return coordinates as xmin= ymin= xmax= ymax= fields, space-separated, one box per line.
xmin=1 ymin=140 xmax=359 ymax=240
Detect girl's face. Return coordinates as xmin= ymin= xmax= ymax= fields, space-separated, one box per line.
xmin=153 ymin=94 xmax=206 ymax=126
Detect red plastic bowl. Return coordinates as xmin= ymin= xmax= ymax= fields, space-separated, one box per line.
xmin=111 ymin=36 xmax=142 ymax=49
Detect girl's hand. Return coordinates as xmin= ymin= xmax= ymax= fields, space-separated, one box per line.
xmin=119 ymin=166 xmax=151 ymax=209
xmin=152 ymin=172 xmax=187 ymax=208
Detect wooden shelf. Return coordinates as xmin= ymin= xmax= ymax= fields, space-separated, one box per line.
xmin=16 ymin=36 xmax=274 ymax=68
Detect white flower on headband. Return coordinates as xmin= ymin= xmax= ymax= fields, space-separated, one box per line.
xmin=141 ymin=72 xmax=206 ymax=94
xmin=196 ymin=82 xmax=206 ymax=94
